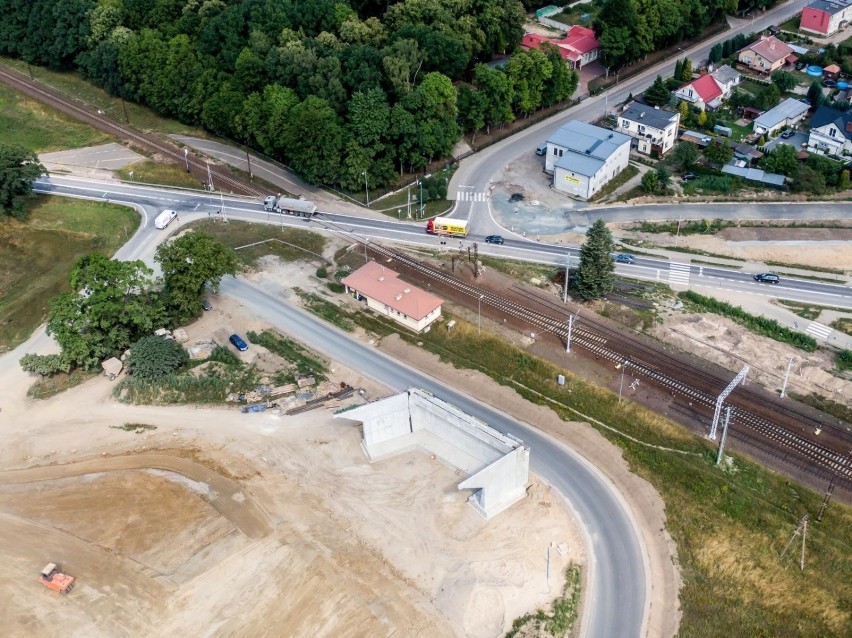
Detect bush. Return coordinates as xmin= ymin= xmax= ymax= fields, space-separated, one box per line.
xmin=316 ymin=266 xmax=328 ymax=279
xmin=19 ymin=353 xmax=71 ymax=376
xmin=837 ymin=349 xmax=852 ymax=371
xmin=126 ymin=335 xmax=189 ymax=379
xmin=679 ymin=291 xmax=817 ymax=351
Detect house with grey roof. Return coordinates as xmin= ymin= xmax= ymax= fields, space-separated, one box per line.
xmin=752 ymin=98 xmax=810 ymax=136
xmin=544 ymin=121 xmax=631 ymax=200
xmin=807 ymin=105 xmax=852 ymax=156
xmin=617 ymin=102 xmax=680 ymax=156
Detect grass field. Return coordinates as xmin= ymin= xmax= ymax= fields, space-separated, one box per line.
xmin=0 ymin=82 xmax=112 ymax=152
xmin=0 ymin=197 xmax=140 ymax=352
xmin=1 ymin=58 xmax=204 ymax=137
xmin=184 ymin=219 xmax=327 ymax=267
xmin=116 ymin=161 xmax=205 ymax=190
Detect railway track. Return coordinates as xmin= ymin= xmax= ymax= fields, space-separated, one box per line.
xmin=369 ymin=244 xmax=852 ymax=490
xmin=0 ymin=65 xmax=264 ymax=198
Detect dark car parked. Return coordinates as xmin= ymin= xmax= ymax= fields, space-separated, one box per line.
xmin=485 ymin=235 xmax=505 ymax=244
xmin=754 ymin=273 xmax=780 ymax=284
xmin=614 ymin=253 xmax=636 ymax=264
xmin=202 ymin=299 xmax=213 ymax=311
xmin=229 ymin=333 xmax=249 ymax=351
xmin=681 ymin=172 xmax=697 ymax=182
xmin=780 ymin=129 xmax=795 ymax=139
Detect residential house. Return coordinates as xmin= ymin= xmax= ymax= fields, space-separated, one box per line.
xmin=519 ymin=25 xmax=600 ymax=69
xmin=617 ymin=102 xmax=680 ymax=156
xmin=737 ymin=36 xmax=797 ymax=74
xmin=544 ymin=121 xmax=631 ymax=200
xmin=807 ymin=105 xmax=852 ymax=156
xmin=673 ymin=65 xmax=741 ymax=110
xmin=752 ymin=97 xmax=810 ymax=135
xmin=800 ymin=0 xmax=852 ymax=36
xmin=342 ymin=261 xmax=443 ymax=333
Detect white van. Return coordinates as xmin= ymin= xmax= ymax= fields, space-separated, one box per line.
xmin=155 ymin=209 xmax=178 ymax=229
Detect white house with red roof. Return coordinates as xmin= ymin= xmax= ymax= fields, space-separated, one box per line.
xmin=673 ymin=65 xmax=741 ymax=111
xmin=341 ymin=261 xmax=443 ymax=333
xmin=736 ymin=36 xmax=797 ymax=74
xmin=519 ymin=25 xmax=599 ymax=69
xmin=801 ymin=0 xmax=852 ymax=36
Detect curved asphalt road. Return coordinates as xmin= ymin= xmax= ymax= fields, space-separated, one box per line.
xmin=225 ymin=276 xmax=646 ymax=638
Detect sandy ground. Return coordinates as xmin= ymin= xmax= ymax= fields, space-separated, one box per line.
xmin=651 ymin=310 xmax=851 ymax=404
xmin=0 ymin=274 xmax=594 ymax=637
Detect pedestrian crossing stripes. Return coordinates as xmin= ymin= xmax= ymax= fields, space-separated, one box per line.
xmin=668 ymin=262 xmax=691 ymax=286
xmin=456 ymin=191 xmax=487 ymax=202
xmin=805 ymin=321 xmax=832 ymax=339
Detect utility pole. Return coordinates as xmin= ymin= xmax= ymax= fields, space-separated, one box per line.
xmin=184 ymin=148 xmax=190 ymax=173
xmin=566 ymin=309 xmax=580 ymax=353
xmin=206 ymin=162 xmax=214 ymax=191
xmin=780 ymin=357 xmax=794 ymax=399
xmin=715 ymin=406 xmax=732 ymax=466
xmin=780 ymin=515 xmax=809 ymax=572
xmin=617 ymin=360 xmax=629 ymax=402
xmin=363 ymin=170 xmax=370 ymax=206
xmin=563 ymin=253 xmax=571 ymax=303
xmin=246 ymin=149 xmax=253 ymax=179
xmin=817 ymin=451 xmax=851 ymax=522
xmin=121 ymin=97 xmax=129 ymax=123
xmin=478 ymin=294 xmax=484 ymax=334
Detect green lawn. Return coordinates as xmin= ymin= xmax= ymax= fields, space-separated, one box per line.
xmin=0 ymin=81 xmax=113 ymax=152
xmin=1 ymin=57 xmax=205 ymax=136
xmin=0 ymin=196 xmax=140 ymax=352
xmin=116 ymin=161 xmax=206 ymax=190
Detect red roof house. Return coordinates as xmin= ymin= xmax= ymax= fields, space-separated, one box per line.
xmin=736 ymin=36 xmax=796 ymax=74
xmin=801 ymin=0 xmax=852 ymax=37
xmin=341 ymin=261 xmax=443 ymax=333
xmin=519 ymin=26 xmax=600 ymax=69
xmin=674 ymin=74 xmax=723 ymax=111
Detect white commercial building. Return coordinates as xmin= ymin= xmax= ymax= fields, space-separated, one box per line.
xmin=752 ymin=98 xmax=810 ymax=136
xmin=545 ymin=121 xmax=631 ymax=200
xmin=617 ymin=102 xmax=681 ymax=156
xmin=336 ymin=388 xmax=530 ymax=519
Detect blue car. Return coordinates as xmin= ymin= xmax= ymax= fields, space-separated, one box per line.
xmin=229 ymin=334 xmax=249 ymax=351
xmin=614 ymin=253 xmax=636 ymax=264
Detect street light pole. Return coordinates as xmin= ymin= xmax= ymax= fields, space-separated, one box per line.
xmin=780 ymin=357 xmax=795 ymax=399
xmin=363 ymin=170 xmax=370 ymax=206
xmin=419 ymin=179 xmax=424 ymax=218
xmin=184 ymin=148 xmax=189 ymax=173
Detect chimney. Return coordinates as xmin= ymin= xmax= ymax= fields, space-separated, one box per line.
xmin=770 ymin=40 xmax=775 ymax=50
xmin=846 ymin=121 xmax=852 ymax=133
xmin=640 ymin=111 xmax=645 ymax=118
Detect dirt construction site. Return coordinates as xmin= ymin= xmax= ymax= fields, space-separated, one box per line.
xmin=0 ymin=290 xmax=597 ymax=637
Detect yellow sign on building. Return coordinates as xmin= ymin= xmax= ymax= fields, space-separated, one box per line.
xmin=564 ymin=174 xmax=581 ymax=185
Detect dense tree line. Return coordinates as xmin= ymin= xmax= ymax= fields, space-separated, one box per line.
xmin=594 ymin=0 xmax=777 ymax=71
xmin=0 ymin=0 xmax=575 ymax=190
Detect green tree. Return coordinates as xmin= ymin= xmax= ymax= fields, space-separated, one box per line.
xmin=474 ymin=63 xmax=514 ymax=133
xmin=681 ymin=58 xmax=693 ymax=82
xmin=0 ymin=143 xmax=44 ymax=220
xmin=807 ymin=80 xmax=825 ymax=109
xmin=45 ymin=254 xmax=165 ymax=370
xmin=840 ymin=169 xmax=851 ymax=190
xmin=574 ymin=219 xmax=616 ymax=301
xmin=755 ymin=83 xmax=780 ymax=110
xmin=656 ymin=165 xmax=671 ymax=190
xmin=641 ymin=170 xmax=661 ymax=194
xmin=541 ymin=43 xmax=579 ymax=107
xmin=155 ymin=231 xmax=239 ymax=324
xmin=704 ymin=140 xmax=733 ymax=165
xmin=281 ymin=95 xmax=348 ymax=184
xmin=678 ymin=100 xmax=689 ymax=122
xmin=771 ymin=70 xmax=797 ymax=93
xmin=504 ymin=48 xmax=553 ymax=116
xmin=761 ymin=143 xmax=799 ymax=176
xmin=673 ymin=141 xmax=699 ymax=168
xmin=697 ymin=110 xmax=707 ymax=127
xmin=643 ymin=76 xmax=671 ymax=107
xmin=457 ymin=84 xmax=487 ymax=143
xmin=791 ymin=165 xmax=825 ymax=194
xmin=709 ymin=43 xmax=723 ymax=64
xmin=674 ymin=59 xmax=683 ymax=82
xmin=19 ymin=353 xmax=71 ymax=376
xmin=126 ymin=335 xmax=189 ymax=379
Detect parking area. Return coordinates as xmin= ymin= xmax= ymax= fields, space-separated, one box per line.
xmin=763 ymin=130 xmax=808 ymax=152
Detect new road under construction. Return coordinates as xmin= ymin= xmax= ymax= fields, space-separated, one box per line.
xmin=365 ymin=241 xmax=852 ymax=497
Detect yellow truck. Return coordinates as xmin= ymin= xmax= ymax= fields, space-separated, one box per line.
xmin=426 ymin=217 xmax=468 ymax=237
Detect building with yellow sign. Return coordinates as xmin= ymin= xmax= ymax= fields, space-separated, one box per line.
xmin=544 ymin=121 xmax=631 ymax=200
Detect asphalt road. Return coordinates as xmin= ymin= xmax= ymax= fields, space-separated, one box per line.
xmin=35 ymin=175 xmax=852 ymax=311
xmin=225 ymin=276 xmax=647 ymax=638
xmin=448 ymin=0 xmax=811 ymax=234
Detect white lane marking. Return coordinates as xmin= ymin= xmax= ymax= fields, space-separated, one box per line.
xmin=805 ymin=322 xmax=832 ymax=339
xmin=668 ymin=262 xmax=691 ymax=285
xmin=455 ymin=191 xmax=486 ymax=202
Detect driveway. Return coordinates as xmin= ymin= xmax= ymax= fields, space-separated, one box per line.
xmin=763 ymin=130 xmax=808 ymax=152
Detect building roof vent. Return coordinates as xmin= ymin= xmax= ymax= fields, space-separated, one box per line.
xmin=640 ymin=111 xmax=645 ymax=118
xmin=403 ymin=287 xmax=411 ymax=293
xmin=378 ymin=276 xmax=384 ymax=281
xmin=395 ymin=293 xmax=403 ymax=301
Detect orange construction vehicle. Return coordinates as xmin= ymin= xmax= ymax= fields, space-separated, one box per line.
xmin=40 ymin=563 xmax=75 ymax=594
